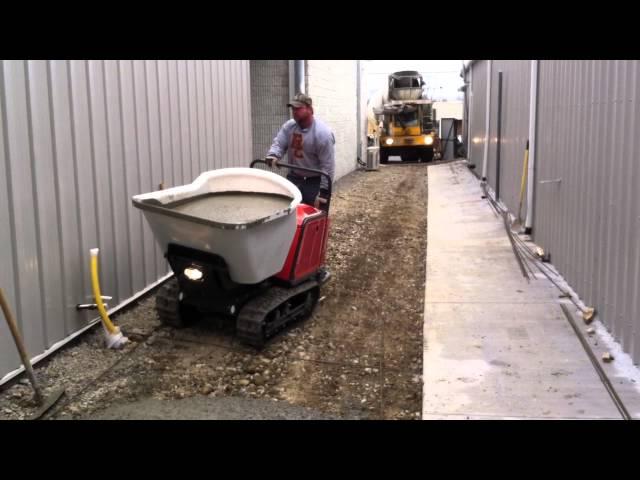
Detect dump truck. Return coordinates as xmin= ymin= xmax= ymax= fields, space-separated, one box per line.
xmin=370 ymin=71 xmax=440 ymax=163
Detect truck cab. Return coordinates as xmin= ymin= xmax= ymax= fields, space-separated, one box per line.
xmin=375 ymin=71 xmax=441 ymax=163
xmin=378 ymin=100 xmax=440 ymax=163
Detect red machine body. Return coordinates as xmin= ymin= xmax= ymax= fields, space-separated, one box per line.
xmin=275 ymin=204 xmax=330 ymax=284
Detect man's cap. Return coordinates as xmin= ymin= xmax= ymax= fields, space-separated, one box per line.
xmin=287 ymin=93 xmax=312 ymax=108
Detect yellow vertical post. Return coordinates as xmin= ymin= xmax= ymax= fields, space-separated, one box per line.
xmin=518 ymin=141 xmax=530 ymax=223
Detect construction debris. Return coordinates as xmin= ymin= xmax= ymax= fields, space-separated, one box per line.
xmin=582 ymin=307 xmax=596 ymax=324
xmin=534 ymin=247 xmax=551 ymax=262
xmin=602 ymin=352 xmax=614 ymax=363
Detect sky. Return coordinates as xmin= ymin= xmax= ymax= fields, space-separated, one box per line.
xmin=363 ymin=60 xmax=465 ymax=102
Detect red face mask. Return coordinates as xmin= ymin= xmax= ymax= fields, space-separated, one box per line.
xmin=292 ymin=105 xmax=313 ymax=127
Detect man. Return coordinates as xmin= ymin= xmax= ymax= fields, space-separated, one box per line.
xmin=265 ymin=93 xmax=335 ymax=208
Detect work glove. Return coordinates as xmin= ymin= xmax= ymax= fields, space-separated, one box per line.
xmin=265 ymin=156 xmax=279 ymax=168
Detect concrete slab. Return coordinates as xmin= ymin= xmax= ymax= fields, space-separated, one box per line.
xmin=423 ymin=161 xmax=640 ymax=420
xmin=423 ymin=302 xmax=621 ymax=419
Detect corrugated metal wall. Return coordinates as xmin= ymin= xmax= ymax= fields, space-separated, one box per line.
xmin=468 ymin=60 xmax=487 ymax=171
xmin=535 ymin=60 xmax=640 ymax=361
xmin=465 ymin=59 xmax=640 ymax=364
xmin=0 ymin=60 xmax=252 ymax=381
xmin=485 ymin=60 xmax=530 ymax=217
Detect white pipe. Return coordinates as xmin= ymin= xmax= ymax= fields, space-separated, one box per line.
xmin=525 ymin=60 xmax=539 ymax=232
xmin=481 ymin=60 xmax=492 ymax=180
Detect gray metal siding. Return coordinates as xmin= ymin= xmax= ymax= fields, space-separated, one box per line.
xmin=468 ymin=59 xmax=640 ymax=364
xmin=535 ymin=60 xmax=640 ymax=362
xmin=0 ymin=60 xmax=252 ymax=382
xmin=487 ymin=61 xmax=530 ymax=216
xmin=468 ymin=60 xmax=487 ymax=169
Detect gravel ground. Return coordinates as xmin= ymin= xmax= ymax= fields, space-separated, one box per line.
xmin=0 ymin=164 xmax=428 ymax=420
xmin=85 ymin=395 xmax=342 ymax=420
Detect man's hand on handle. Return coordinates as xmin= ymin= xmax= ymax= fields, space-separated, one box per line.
xmin=314 ymin=188 xmax=329 ymax=209
xmin=265 ymin=156 xmax=279 ymax=168
xmin=313 ymin=196 xmax=327 ymax=209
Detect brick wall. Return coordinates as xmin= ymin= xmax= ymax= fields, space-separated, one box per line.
xmin=251 ymin=60 xmax=359 ymax=183
xmin=306 ymin=60 xmax=358 ymax=182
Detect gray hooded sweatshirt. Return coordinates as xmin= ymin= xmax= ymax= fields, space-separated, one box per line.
xmin=267 ymin=118 xmax=335 ymax=191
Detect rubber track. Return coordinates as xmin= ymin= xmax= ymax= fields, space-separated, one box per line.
xmin=155 ymin=278 xmax=184 ymax=328
xmin=236 ymin=280 xmax=319 ymax=348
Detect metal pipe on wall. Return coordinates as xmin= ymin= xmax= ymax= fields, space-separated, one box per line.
xmin=294 ymin=60 xmax=305 ymax=94
xmin=481 ymin=60 xmax=493 ymax=181
xmin=288 ymin=60 xmax=296 ymax=101
xmin=496 ymin=71 xmax=503 ymax=200
xmin=356 ymin=60 xmax=362 ymax=161
xmin=467 ymin=66 xmax=473 ymax=161
xmin=525 ymin=60 xmax=538 ymax=234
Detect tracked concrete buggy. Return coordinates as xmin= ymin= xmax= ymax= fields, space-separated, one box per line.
xmin=132 ymin=161 xmax=331 ymax=347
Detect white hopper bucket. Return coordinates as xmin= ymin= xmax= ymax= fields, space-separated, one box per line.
xmin=132 ymin=168 xmax=302 ymax=284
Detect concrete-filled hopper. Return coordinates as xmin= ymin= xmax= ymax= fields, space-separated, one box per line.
xmin=132 ymin=168 xmax=302 ymax=284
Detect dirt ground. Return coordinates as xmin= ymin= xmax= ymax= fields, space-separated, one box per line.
xmin=0 ymin=164 xmax=428 ymax=420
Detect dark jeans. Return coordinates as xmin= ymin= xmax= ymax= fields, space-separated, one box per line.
xmin=286 ymin=173 xmax=320 ymax=206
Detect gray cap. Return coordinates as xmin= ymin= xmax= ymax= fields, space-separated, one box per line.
xmin=287 ymin=93 xmax=313 ymax=108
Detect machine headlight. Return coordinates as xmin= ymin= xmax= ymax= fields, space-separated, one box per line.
xmin=385 ymin=138 xmax=394 ymax=145
xmin=424 ymin=136 xmax=434 ymax=146
xmin=184 ymin=266 xmax=204 ymax=281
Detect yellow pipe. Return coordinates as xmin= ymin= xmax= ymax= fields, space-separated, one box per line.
xmin=518 ymin=143 xmax=529 ymax=222
xmin=519 ymin=149 xmax=529 ymax=205
xmin=90 ymin=248 xmax=117 ymax=335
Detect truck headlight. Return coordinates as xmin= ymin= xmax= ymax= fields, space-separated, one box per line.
xmin=424 ymin=136 xmax=434 ymax=146
xmin=385 ymin=138 xmax=394 ymax=145
xmin=184 ymin=266 xmax=204 ymax=281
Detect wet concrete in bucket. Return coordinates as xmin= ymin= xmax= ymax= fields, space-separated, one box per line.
xmin=170 ymin=192 xmax=292 ymax=224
